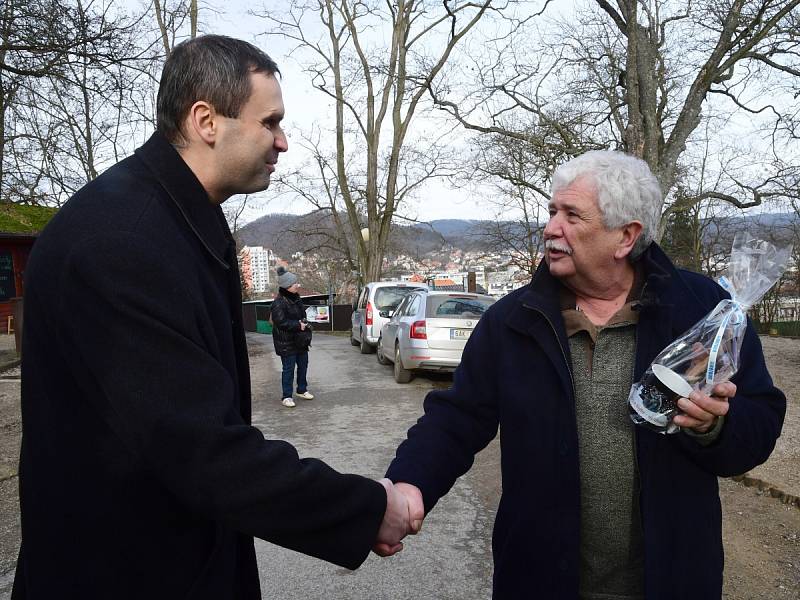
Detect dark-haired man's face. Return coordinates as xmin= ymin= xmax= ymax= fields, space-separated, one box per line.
xmin=215 ymin=72 xmax=287 ymax=198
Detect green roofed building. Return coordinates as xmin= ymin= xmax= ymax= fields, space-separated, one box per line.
xmin=0 ymin=204 xmax=58 ymax=335
xmin=0 ymin=204 xmax=58 ymax=234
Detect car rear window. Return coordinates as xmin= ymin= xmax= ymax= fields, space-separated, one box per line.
xmin=373 ymin=287 xmax=419 ymax=310
xmin=426 ymin=296 xmax=495 ymax=318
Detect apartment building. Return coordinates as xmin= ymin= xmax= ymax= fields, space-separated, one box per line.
xmin=238 ymin=245 xmax=274 ymax=293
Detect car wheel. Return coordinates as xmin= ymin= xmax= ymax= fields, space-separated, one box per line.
xmin=376 ymin=337 xmax=390 ymax=365
xmin=393 ymin=343 xmax=413 ymax=383
xmin=359 ymin=329 xmax=373 ymax=354
xmin=350 ymin=331 xmax=360 ymax=346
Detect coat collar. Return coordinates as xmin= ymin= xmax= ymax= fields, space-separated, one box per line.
xmin=511 ymin=242 xmax=696 ymax=324
xmin=636 ymin=242 xmax=711 ymax=332
xmin=503 ymin=242 xmax=705 ymax=391
xmin=134 ymin=132 xmax=231 ymax=270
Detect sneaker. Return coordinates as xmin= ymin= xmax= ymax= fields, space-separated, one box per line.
xmin=295 ymin=391 xmax=314 ymax=400
xmin=281 ymin=397 xmax=296 ymax=408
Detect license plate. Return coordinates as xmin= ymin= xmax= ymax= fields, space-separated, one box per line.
xmin=450 ymin=328 xmax=471 ymax=340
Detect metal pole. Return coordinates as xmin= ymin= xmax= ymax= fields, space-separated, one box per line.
xmin=328 ymin=267 xmax=334 ymax=332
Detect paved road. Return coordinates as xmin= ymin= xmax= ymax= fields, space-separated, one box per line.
xmin=248 ymin=332 xmax=499 ymax=599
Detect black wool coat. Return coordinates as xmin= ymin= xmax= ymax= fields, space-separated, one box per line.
xmin=12 ymin=132 xmax=385 ymax=600
xmin=271 ymin=288 xmax=311 ymax=356
xmin=386 ymin=243 xmax=786 ymax=600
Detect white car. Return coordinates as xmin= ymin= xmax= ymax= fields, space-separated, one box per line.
xmin=377 ymin=290 xmax=495 ymax=383
xmin=350 ymin=281 xmax=428 ymax=353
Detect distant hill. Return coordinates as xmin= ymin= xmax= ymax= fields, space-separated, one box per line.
xmin=234 ymin=213 xmax=301 ymax=257
xmin=720 ymin=212 xmax=798 ymax=230
xmin=234 ymin=211 xmax=800 ymax=260
xmin=427 ymin=219 xmax=484 ymax=237
xmin=234 ymin=213 xmax=495 ymax=258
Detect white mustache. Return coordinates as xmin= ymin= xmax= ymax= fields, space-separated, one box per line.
xmin=545 ymin=239 xmax=573 ymax=255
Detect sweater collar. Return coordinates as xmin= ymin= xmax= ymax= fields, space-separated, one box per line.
xmin=134 ymin=132 xmax=231 ymax=270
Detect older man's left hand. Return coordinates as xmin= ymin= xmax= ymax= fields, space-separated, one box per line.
xmin=672 ymin=381 xmax=736 ymax=433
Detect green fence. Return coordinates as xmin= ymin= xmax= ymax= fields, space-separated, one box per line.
xmin=753 ymin=320 xmax=800 ymax=337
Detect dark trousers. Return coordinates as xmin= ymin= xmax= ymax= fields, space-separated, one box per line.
xmin=280 ymin=352 xmax=308 ymax=398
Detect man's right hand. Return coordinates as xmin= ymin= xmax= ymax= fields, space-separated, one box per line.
xmin=395 ymin=482 xmax=425 ymax=534
xmin=372 ymin=479 xmax=425 ymax=557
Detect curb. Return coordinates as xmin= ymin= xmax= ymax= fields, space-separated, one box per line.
xmin=730 ymin=474 xmax=800 ymax=509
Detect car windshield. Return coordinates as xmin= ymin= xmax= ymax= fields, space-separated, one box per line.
xmin=426 ymin=296 xmax=494 ymax=318
xmin=373 ymin=287 xmax=418 ymax=311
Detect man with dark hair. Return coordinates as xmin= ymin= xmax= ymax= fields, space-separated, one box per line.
xmin=12 ymin=35 xmax=419 ymax=600
xmin=155 ymin=34 xmax=281 ymax=145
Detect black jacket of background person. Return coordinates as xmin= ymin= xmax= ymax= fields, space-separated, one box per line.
xmin=12 ymin=132 xmax=385 ymax=600
xmin=386 ymin=243 xmax=786 ymax=600
xmin=271 ymin=288 xmax=312 ymax=356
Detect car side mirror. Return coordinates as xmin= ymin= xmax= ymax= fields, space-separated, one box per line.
xmin=379 ymin=309 xmax=392 ymax=318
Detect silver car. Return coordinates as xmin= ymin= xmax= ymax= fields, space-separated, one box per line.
xmin=350 ymin=281 xmax=428 ymax=354
xmin=377 ymin=290 xmax=496 ymax=383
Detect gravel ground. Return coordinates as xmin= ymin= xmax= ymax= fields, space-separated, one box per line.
xmin=748 ymin=336 xmax=800 ymax=499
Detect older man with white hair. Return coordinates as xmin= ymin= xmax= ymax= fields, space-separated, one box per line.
xmin=382 ymin=150 xmax=786 ymax=599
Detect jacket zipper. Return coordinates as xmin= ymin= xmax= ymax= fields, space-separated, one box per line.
xmin=632 ymin=333 xmax=642 ymax=510
xmin=631 ymin=288 xmax=647 ymax=535
xmin=522 ymin=304 xmax=575 ymax=400
xmin=524 ymin=301 xmax=646 ymax=534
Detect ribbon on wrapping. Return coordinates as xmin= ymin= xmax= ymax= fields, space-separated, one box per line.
xmin=705 ymin=276 xmax=745 ymax=385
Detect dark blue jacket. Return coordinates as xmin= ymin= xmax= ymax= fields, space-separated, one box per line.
xmin=13 ymin=133 xmax=385 ymax=600
xmin=386 ymin=243 xmax=785 ymax=599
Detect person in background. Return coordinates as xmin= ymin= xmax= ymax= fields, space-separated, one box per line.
xmin=270 ymin=265 xmax=314 ymax=408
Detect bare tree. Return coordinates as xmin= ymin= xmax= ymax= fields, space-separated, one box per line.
xmin=0 ymin=0 xmax=205 ymax=206
xmin=274 ymin=129 xmax=363 ymax=278
xmin=471 ymin=133 xmax=549 ymax=275
xmin=0 ymin=0 xmax=170 ymax=205
xmin=0 ymin=0 xmax=128 ymax=80
xmin=259 ymin=0 xmax=500 ymax=284
xmin=428 ymin=0 xmax=800 ymax=237
xmin=153 ymin=0 xmax=199 ymax=57
xmin=0 ymin=0 xmax=129 ymax=202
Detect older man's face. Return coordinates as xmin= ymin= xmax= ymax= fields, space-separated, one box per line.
xmin=543 ymin=175 xmax=625 ymax=289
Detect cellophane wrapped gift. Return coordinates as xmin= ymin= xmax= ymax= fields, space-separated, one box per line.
xmin=628 ymin=232 xmax=792 ymax=434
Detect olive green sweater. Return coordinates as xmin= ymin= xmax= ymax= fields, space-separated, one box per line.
xmin=565 ymin=305 xmax=645 ymax=600
xmin=562 ymin=287 xmax=723 ymax=599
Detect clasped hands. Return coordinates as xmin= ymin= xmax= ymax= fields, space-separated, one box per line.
xmin=373 ymin=479 xmax=425 ymax=557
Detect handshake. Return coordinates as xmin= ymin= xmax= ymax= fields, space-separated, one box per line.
xmin=373 ymin=479 xmax=425 ymax=557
